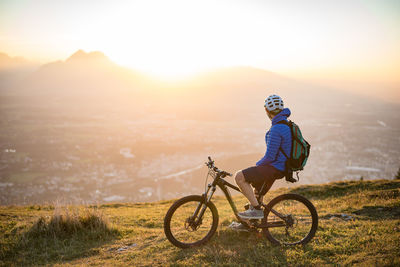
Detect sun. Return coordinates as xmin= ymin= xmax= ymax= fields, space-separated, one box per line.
xmin=110 ymin=51 xmax=213 ymax=80
xmin=77 ymin=0 xmax=246 ymax=79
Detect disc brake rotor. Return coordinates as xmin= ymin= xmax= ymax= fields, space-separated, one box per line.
xmin=184 ymin=217 xmax=201 ymax=232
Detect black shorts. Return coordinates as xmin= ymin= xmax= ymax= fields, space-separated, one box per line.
xmin=242 ymin=164 xmax=284 ymax=195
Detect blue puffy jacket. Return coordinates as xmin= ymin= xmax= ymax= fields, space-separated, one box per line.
xmin=256 ymin=108 xmax=292 ymax=172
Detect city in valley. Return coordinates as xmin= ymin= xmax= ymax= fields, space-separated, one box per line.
xmin=1 ymin=51 xmax=399 ymax=205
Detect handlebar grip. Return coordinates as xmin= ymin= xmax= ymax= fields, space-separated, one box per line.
xmin=224 ymin=171 xmax=232 ymax=177
xmin=208 ymin=156 xmax=212 ymax=161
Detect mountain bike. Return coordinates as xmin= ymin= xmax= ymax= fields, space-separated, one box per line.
xmin=163 ymin=157 xmax=318 ymax=248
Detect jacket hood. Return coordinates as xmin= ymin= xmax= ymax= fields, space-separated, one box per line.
xmin=271 ymin=108 xmax=291 ymax=125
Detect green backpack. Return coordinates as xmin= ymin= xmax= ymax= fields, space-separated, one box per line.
xmin=277 ymin=120 xmax=311 ymax=182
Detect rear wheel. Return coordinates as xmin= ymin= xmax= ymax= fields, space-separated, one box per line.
xmin=164 ymin=195 xmax=219 ymax=248
xmin=262 ymin=193 xmax=318 ymax=245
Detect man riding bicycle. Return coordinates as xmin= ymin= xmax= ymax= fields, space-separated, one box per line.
xmin=234 ymin=94 xmax=292 ymax=222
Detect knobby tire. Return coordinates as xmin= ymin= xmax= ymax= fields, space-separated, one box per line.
xmin=164 ymin=195 xmax=219 ymax=248
xmin=262 ymin=193 xmax=318 ymax=245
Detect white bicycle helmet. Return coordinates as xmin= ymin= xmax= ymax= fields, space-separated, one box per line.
xmin=264 ymin=94 xmax=284 ymax=112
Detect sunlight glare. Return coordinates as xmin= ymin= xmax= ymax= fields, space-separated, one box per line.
xmin=78 ymin=0 xmax=266 ymax=78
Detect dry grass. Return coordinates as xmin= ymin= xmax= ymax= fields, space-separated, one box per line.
xmin=26 ymin=206 xmax=114 ymax=239
xmin=1 ymin=179 xmax=399 ymax=266
xmin=1 ymin=205 xmax=119 ymax=266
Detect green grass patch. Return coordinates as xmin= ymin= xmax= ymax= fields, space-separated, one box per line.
xmin=1 ymin=179 xmax=400 ymax=266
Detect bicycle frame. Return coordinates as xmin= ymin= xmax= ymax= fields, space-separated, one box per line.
xmin=216 ymin=178 xmax=243 ymax=221
xmin=196 ymin=172 xmax=288 ymax=228
xmin=165 ymin=158 xmax=318 ymax=248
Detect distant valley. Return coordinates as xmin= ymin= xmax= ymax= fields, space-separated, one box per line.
xmin=1 ymin=50 xmax=399 ymax=204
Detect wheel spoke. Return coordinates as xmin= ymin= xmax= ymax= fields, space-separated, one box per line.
xmin=165 ymin=197 xmax=217 ymax=248
xmin=263 ymin=194 xmax=318 ymax=245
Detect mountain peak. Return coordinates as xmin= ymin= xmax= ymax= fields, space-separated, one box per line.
xmin=66 ymin=50 xmax=109 ymax=63
xmin=0 ymin=52 xmax=38 ymax=71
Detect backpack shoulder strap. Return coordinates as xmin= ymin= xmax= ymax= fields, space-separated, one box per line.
xmin=276 ymin=120 xmax=291 ymax=159
xmin=276 ymin=120 xmax=290 ymax=126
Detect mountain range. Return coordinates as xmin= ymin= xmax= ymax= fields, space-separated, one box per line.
xmin=0 ymin=49 xmax=385 ymax=120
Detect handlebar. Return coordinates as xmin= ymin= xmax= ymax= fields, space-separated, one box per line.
xmin=205 ymin=156 xmax=232 ymax=178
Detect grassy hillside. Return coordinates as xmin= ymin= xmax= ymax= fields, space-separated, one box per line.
xmin=1 ymin=179 xmax=400 ymax=266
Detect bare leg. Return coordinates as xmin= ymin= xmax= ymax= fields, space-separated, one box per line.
xmin=235 ymin=171 xmax=259 ymax=207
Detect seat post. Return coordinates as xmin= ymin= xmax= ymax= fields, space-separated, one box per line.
xmin=256 ymin=182 xmax=267 ymax=204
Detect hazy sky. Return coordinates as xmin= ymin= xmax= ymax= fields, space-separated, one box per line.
xmin=1 ymin=0 xmax=399 ymax=87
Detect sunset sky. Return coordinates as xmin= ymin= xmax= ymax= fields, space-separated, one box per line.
xmin=1 ymin=0 xmax=399 ymax=93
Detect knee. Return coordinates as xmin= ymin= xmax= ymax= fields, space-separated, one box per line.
xmin=235 ymin=171 xmax=245 ymax=184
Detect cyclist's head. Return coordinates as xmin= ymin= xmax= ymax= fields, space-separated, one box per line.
xmin=264 ymin=94 xmax=284 ymax=119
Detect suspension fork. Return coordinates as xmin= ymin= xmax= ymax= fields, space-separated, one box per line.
xmin=192 ymin=183 xmax=217 ymax=224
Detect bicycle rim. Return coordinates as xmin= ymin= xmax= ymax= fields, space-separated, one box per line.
xmin=167 ymin=198 xmax=217 ymax=247
xmin=263 ymin=195 xmax=317 ymax=245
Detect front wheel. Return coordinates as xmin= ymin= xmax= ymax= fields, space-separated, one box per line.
xmin=164 ymin=195 xmax=219 ymax=248
xmin=262 ymin=193 xmax=318 ymax=246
